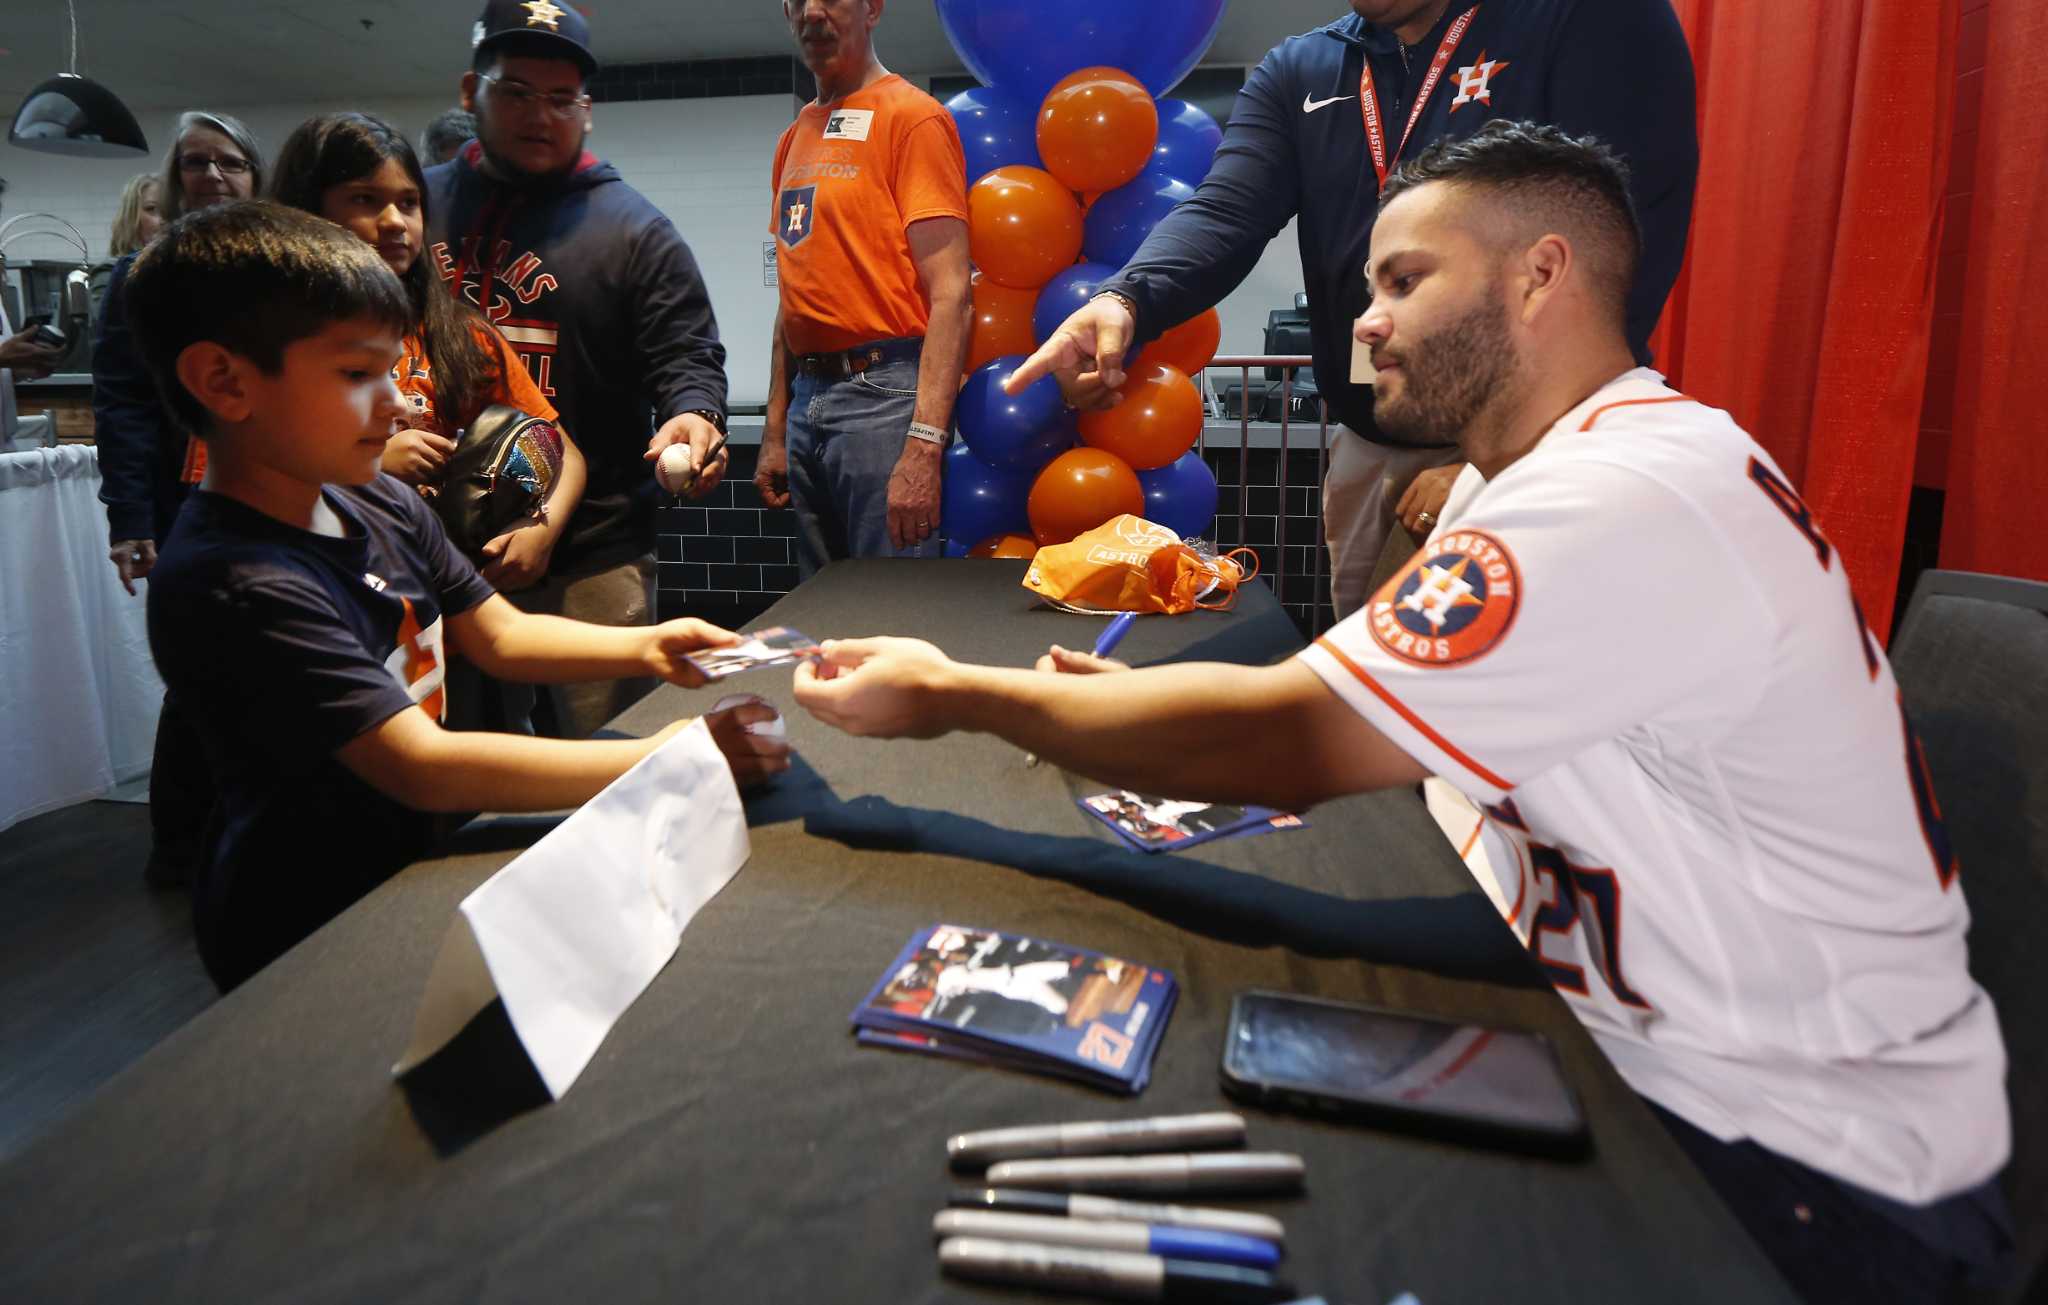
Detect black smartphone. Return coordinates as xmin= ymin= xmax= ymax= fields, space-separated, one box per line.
xmin=1220 ymin=990 xmax=1590 ymax=1157
xmin=20 ymin=315 xmax=64 ymax=349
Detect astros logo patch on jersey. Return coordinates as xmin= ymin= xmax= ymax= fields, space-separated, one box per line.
xmin=1450 ymin=51 xmax=1510 ymax=111
xmin=1369 ymin=529 xmax=1520 ymax=666
xmin=777 ymin=185 xmax=817 ymax=247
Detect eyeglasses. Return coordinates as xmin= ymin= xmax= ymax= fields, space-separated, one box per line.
xmin=479 ymin=74 xmax=591 ymax=120
xmin=177 ymin=153 xmax=253 ymax=176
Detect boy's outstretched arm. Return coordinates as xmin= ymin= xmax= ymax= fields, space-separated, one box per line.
xmin=445 ymin=593 xmax=733 ymax=687
xmin=336 ymin=699 xmax=789 ymax=814
xmin=792 ymin=637 xmax=1425 ymax=811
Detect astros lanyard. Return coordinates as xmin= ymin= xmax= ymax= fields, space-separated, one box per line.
xmin=1359 ymin=5 xmax=1480 ymax=188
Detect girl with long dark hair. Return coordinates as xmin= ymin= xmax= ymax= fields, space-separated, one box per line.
xmin=268 ymin=111 xmax=585 ymax=588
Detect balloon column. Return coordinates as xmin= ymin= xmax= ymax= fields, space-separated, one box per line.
xmin=941 ymin=3 xmax=1227 ymax=551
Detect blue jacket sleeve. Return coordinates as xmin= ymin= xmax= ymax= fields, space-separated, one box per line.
xmin=629 ymin=216 xmax=728 ymax=424
xmin=92 ymin=254 xmax=169 ymax=544
xmin=1545 ymin=0 xmax=1699 ymax=363
xmin=1101 ymin=50 xmax=1304 ymax=345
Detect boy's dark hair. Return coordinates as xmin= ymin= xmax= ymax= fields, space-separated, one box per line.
xmin=124 ymin=199 xmax=411 ymax=433
xmin=421 ymin=107 xmax=478 ymax=165
xmin=1380 ymin=121 xmax=1642 ymax=324
xmin=268 ymin=112 xmax=495 ymax=430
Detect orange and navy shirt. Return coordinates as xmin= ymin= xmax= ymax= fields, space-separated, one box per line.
xmin=394 ymin=321 xmax=559 ymax=438
xmin=770 ymin=74 xmax=968 ymax=355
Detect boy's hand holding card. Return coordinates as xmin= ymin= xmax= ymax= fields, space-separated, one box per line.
xmin=684 ymin=626 xmax=822 ymax=681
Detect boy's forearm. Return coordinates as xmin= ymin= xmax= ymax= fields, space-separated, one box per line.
xmin=474 ymin=612 xmax=652 ymax=683
xmin=408 ymin=728 xmax=667 ymax=811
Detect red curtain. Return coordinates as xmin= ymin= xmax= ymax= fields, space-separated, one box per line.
xmin=1648 ymin=0 xmax=1957 ymax=638
xmin=1939 ymin=1 xmax=2048 ymax=581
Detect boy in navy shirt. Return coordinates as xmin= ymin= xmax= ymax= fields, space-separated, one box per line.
xmin=127 ymin=201 xmax=787 ymax=991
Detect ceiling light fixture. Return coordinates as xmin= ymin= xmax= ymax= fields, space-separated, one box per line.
xmin=7 ymin=0 xmax=147 ymax=158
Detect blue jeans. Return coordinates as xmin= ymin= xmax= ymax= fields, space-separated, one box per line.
xmin=786 ymin=343 xmax=942 ymax=578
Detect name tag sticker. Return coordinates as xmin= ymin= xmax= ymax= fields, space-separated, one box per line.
xmin=1352 ymin=333 xmax=1375 ymax=385
xmin=823 ymin=108 xmax=874 ymax=142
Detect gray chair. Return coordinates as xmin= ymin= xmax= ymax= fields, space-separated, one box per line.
xmin=1890 ymin=569 xmax=2048 ymax=1302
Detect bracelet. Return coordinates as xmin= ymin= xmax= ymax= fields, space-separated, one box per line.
xmin=1089 ymin=288 xmax=1139 ymax=327
xmin=906 ymin=421 xmax=949 ymax=447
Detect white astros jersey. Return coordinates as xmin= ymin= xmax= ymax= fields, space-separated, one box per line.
xmin=1298 ymin=368 xmax=2008 ymax=1205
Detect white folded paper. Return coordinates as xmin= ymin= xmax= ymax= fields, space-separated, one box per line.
xmin=393 ymin=718 xmax=749 ymax=1099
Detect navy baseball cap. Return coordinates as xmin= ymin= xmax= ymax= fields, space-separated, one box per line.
xmin=473 ymin=0 xmax=597 ymax=77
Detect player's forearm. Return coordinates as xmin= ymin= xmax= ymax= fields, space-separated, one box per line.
xmin=402 ymin=729 xmax=667 ymax=812
xmin=939 ymin=661 xmax=1366 ymax=810
xmin=912 ymin=274 xmax=971 ymax=433
xmin=472 ymin=612 xmax=654 ymax=683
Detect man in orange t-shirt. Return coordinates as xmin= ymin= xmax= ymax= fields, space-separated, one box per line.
xmin=756 ymin=0 xmax=971 ymax=576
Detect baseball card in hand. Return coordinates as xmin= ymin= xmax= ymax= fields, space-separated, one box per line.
xmin=685 ymin=626 xmax=821 ymax=680
xmin=1079 ymin=790 xmax=1305 ymax=853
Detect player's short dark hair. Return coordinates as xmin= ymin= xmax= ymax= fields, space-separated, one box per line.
xmin=1380 ymin=120 xmax=1642 ymax=323
xmin=124 ymin=199 xmax=411 ymax=433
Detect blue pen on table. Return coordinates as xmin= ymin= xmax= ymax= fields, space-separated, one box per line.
xmin=1027 ymin=611 xmax=1136 ymax=768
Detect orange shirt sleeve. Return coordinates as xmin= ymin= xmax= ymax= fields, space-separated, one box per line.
xmin=892 ymin=111 xmax=968 ymax=229
xmin=768 ymin=125 xmax=796 ymax=234
xmin=477 ymin=322 xmax=557 ymax=424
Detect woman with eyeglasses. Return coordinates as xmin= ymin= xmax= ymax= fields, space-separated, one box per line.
xmin=92 ymin=110 xmax=263 ymax=890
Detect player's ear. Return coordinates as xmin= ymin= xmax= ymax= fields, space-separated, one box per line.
xmin=174 ymin=341 xmax=255 ymax=424
xmin=1516 ymin=232 xmax=1572 ymax=326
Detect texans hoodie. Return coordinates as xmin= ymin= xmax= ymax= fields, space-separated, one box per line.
xmin=425 ymin=143 xmax=727 ymax=569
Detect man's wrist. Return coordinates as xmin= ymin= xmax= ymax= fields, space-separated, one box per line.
xmin=906 ymin=420 xmax=949 ymax=449
xmin=1090 ymin=288 xmax=1139 ymax=330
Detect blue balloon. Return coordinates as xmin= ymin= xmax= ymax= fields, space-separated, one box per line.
xmin=1032 ymin=262 xmax=1117 ymax=345
xmin=1152 ymin=99 xmax=1222 ymax=184
xmin=941 ymin=442 xmax=1036 ymax=546
xmin=955 ymin=356 xmax=1076 ymax=471
xmin=935 ymin=0 xmax=1226 ymax=107
xmin=1137 ymin=452 xmax=1220 ymax=540
xmin=1084 ymin=169 xmax=1197 ymax=269
xmin=945 ymin=86 xmax=1043 ymax=185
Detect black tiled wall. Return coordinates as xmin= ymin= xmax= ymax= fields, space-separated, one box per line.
xmin=656 ymin=444 xmax=1337 ymax=640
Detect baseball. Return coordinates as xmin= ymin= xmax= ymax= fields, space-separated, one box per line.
xmin=655 ymin=444 xmax=697 ymax=495
xmin=712 ymin=693 xmax=787 ymax=739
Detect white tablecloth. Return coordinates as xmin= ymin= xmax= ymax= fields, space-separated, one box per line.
xmin=0 ymin=445 xmax=163 ymax=833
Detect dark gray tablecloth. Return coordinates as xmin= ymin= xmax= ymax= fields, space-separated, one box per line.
xmin=0 ymin=560 xmax=1794 ymax=1304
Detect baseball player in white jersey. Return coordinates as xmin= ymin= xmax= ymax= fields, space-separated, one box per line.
xmin=793 ymin=122 xmax=2012 ymax=1301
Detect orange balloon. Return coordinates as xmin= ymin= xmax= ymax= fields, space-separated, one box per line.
xmin=968 ymin=165 xmax=1085 ymax=289
xmin=966 ymin=272 xmax=1040 ymax=373
xmin=969 ymin=532 xmax=1039 ymax=559
xmin=1146 ymin=308 xmax=1222 ymax=377
xmin=1028 ymin=447 xmax=1145 ymax=545
xmin=1037 ymin=67 xmax=1159 ymax=194
xmin=1078 ymin=362 xmax=1203 ymax=471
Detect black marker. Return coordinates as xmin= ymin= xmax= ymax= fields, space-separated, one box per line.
xmin=938 ymin=1236 xmax=1296 ymax=1303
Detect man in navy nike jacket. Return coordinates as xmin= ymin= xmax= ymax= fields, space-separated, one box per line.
xmin=1015 ymin=0 xmax=1696 ymax=617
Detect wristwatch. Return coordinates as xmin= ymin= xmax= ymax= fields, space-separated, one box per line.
xmin=682 ymin=407 xmax=727 ymax=435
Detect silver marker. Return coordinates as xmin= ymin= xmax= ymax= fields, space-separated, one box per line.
xmin=937 ymin=1236 xmax=1296 ymax=1303
xmin=950 ymin=1186 xmax=1286 ymax=1242
xmin=986 ymin=1152 xmax=1307 ymax=1196
xmin=948 ymin=1112 xmax=1247 ymax=1167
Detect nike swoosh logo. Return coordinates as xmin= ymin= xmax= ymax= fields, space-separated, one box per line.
xmin=1302 ymin=93 xmax=1354 ymax=113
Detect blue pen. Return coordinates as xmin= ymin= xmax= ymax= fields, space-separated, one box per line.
xmin=1092 ymin=610 xmax=1138 ymax=659
xmin=934 ymin=1209 xmax=1283 ymax=1270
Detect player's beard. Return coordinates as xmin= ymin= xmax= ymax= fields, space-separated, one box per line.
xmin=1371 ymin=288 xmax=1518 ymax=447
